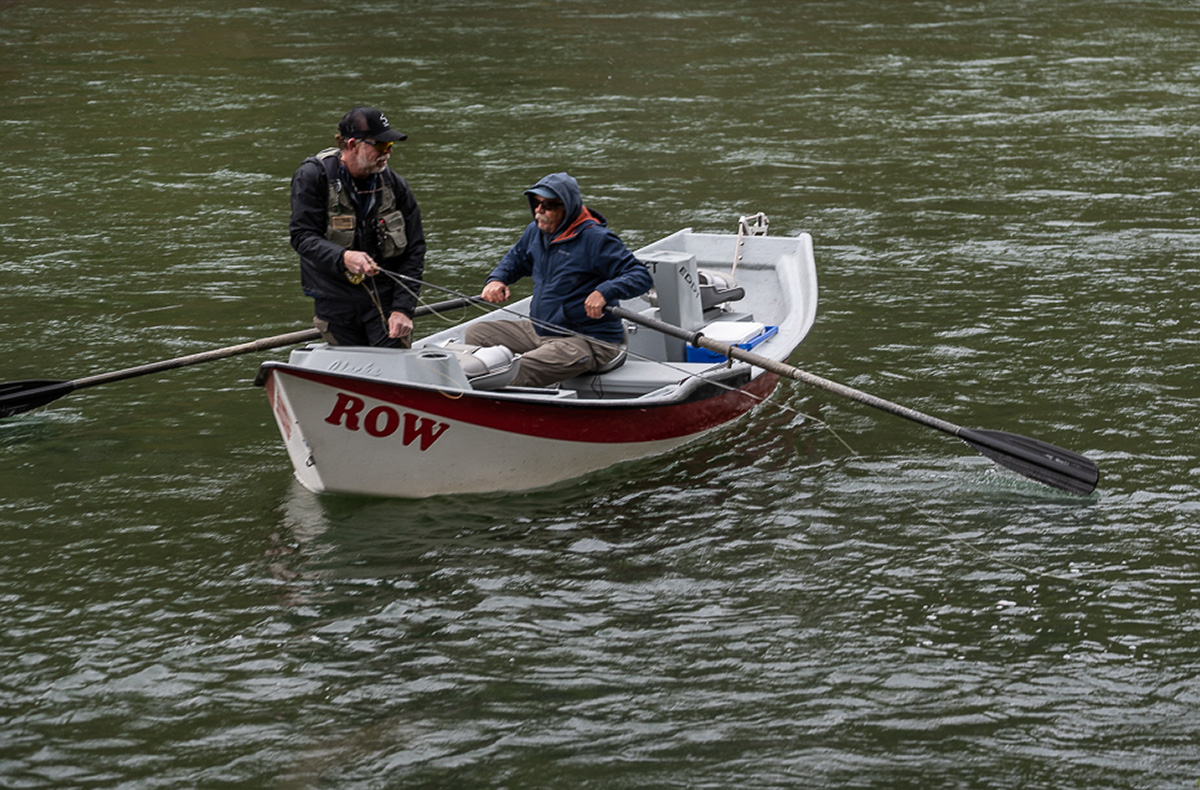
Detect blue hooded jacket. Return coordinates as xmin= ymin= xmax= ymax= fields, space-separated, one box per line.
xmin=486 ymin=172 xmax=653 ymax=343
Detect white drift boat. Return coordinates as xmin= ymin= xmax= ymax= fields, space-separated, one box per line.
xmin=256 ymin=215 xmax=818 ymax=498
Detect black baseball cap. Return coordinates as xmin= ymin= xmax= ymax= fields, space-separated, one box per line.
xmin=337 ymin=107 xmax=407 ymax=143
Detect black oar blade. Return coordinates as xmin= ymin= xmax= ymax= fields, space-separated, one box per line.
xmin=960 ymin=427 xmax=1099 ymax=495
xmin=0 ymin=380 xmax=76 ymax=419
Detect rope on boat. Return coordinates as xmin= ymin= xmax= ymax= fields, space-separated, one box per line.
xmin=732 ymin=212 xmax=769 ymax=279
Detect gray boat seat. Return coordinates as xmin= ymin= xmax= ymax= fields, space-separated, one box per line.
xmin=698 ymin=269 xmax=745 ymax=311
xmin=562 ymin=360 xmax=748 ymax=399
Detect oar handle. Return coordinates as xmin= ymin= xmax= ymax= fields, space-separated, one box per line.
xmin=415 ymin=295 xmax=483 ymax=316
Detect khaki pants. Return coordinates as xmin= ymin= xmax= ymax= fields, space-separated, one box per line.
xmin=464 ymin=319 xmax=620 ymax=388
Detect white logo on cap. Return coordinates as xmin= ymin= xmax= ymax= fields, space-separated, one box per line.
xmin=379 ymin=113 xmax=390 ymax=128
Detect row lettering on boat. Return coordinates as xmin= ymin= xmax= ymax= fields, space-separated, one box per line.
xmin=323 ymin=392 xmax=449 ymax=450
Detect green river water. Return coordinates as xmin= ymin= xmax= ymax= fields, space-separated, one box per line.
xmin=1 ymin=1 xmax=1198 ymax=787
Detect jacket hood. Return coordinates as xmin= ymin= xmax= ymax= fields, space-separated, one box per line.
xmin=524 ymin=172 xmax=584 ymax=234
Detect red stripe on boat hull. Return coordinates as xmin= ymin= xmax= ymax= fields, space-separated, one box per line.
xmin=273 ymin=366 xmax=779 ymax=443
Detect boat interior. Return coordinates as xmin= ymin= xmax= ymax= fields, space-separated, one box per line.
xmin=284 ymin=216 xmax=809 ymax=403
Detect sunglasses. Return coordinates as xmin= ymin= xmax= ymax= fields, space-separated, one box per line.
xmin=531 ymin=197 xmax=563 ymax=211
xmin=361 ymin=138 xmax=393 ymax=154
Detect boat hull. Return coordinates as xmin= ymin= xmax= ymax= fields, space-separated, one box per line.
xmin=261 ymin=223 xmax=817 ymax=498
xmin=264 ymin=364 xmax=779 ymax=498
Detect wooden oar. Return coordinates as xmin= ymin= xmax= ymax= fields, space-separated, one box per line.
xmin=608 ymin=305 xmax=1100 ymax=495
xmin=0 ymin=296 xmax=480 ymax=419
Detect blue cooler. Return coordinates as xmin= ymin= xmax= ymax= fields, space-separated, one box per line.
xmin=686 ymin=322 xmax=779 ymax=363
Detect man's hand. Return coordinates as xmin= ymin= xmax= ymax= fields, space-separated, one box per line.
xmin=584 ymin=290 xmax=607 ymax=319
xmin=387 ymin=311 xmax=413 ymax=339
xmin=344 ymin=250 xmax=380 ymax=277
xmin=481 ymin=280 xmax=510 ymax=304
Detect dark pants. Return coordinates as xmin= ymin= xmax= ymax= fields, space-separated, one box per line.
xmin=313 ymin=301 xmax=410 ymax=348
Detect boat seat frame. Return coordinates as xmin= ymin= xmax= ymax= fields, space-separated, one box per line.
xmin=562 ymin=359 xmax=746 ymax=400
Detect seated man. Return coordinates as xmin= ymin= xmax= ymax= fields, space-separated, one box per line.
xmin=465 ymin=172 xmax=653 ymax=387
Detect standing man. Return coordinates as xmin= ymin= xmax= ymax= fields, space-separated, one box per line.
xmin=289 ymin=106 xmax=426 ymax=347
xmin=465 ymin=172 xmax=653 ymax=387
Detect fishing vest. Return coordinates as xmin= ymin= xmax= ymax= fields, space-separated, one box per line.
xmin=313 ymin=148 xmax=408 ymax=259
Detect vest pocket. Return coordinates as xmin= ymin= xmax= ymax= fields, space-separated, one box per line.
xmin=378 ymin=210 xmax=408 ymax=258
xmin=326 ymin=213 xmax=355 ymax=247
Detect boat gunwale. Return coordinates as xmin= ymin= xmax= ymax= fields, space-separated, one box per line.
xmin=256 ymin=355 xmax=761 ymax=411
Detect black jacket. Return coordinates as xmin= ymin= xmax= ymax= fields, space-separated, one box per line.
xmin=289 ymin=152 xmax=426 ymax=317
